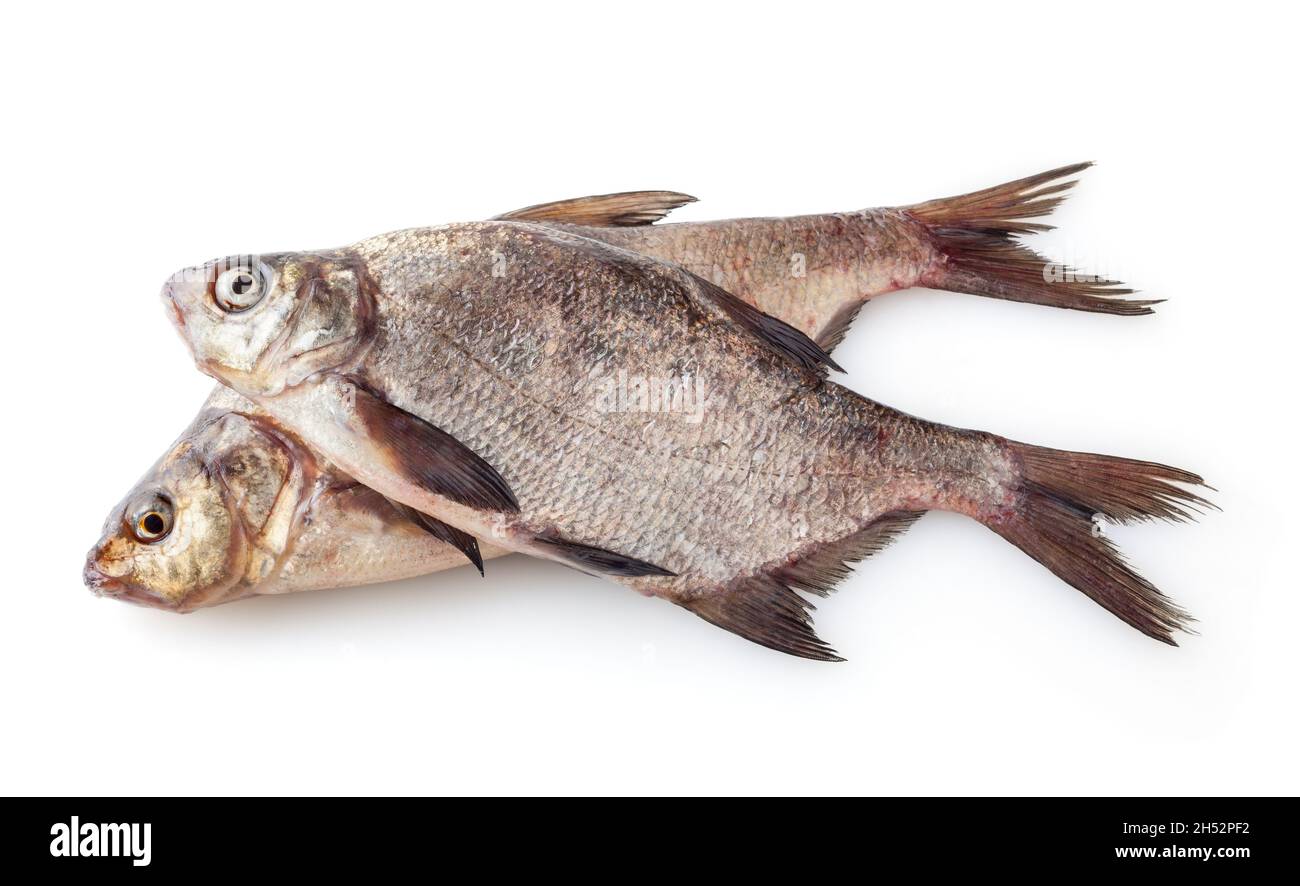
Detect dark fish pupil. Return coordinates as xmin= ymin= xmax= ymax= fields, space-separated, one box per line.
xmin=142 ymin=513 xmax=165 ymax=535
xmin=232 ymin=273 xmax=255 ymax=296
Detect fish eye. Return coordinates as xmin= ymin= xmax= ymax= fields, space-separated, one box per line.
xmin=214 ymin=264 xmax=267 ymax=312
xmin=127 ymin=495 xmax=174 ymax=544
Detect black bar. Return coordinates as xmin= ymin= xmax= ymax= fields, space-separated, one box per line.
xmin=4 ymin=798 xmax=1287 ymax=873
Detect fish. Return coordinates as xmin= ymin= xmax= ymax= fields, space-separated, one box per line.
xmin=82 ymin=385 xmax=513 ymax=611
xmin=161 ymin=183 xmax=1211 ymax=660
xmin=91 ymin=164 xmax=1133 ymax=611
xmin=498 ymin=162 xmax=1151 ymax=350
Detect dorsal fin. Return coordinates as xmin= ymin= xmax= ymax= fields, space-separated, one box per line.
xmin=495 ymin=191 xmax=697 ymax=227
xmin=690 ymin=274 xmax=845 ymax=377
xmin=684 ymin=511 xmax=925 ymax=660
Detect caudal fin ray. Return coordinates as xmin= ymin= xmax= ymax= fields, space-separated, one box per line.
xmin=993 ymin=490 xmax=1195 ymax=644
xmin=909 ymin=162 xmax=1092 ymax=233
xmin=985 ymin=440 xmax=1211 ymax=644
xmin=909 ymin=162 xmax=1156 ymax=316
xmin=1016 ymin=445 xmax=1216 ymax=524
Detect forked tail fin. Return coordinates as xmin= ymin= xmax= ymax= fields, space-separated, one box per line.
xmin=984 ymin=441 xmax=1214 ymax=643
xmin=910 ymin=162 xmax=1158 ymax=315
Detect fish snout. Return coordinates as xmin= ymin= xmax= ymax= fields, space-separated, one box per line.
xmin=82 ymin=553 xmax=179 ymax=611
xmin=161 ymin=279 xmax=187 ymax=330
xmin=83 ymin=555 xmax=123 ymax=598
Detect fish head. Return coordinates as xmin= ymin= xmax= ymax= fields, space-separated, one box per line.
xmin=84 ymin=409 xmax=310 ymax=611
xmin=162 ymin=252 xmax=371 ymax=397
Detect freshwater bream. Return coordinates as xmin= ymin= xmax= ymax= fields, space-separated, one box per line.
xmin=498 ymin=162 xmax=1149 ymax=351
xmin=162 ymin=220 xmax=1207 ymax=660
xmin=92 ymin=164 xmax=1137 ymax=611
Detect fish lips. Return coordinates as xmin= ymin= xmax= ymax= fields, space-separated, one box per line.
xmin=161 ymin=280 xmax=187 ymax=330
xmin=82 ymin=555 xmax=183 ymax=612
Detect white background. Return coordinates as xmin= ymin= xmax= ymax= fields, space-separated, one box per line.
xmin=2 ymin=2 xmax=1295 ymax=796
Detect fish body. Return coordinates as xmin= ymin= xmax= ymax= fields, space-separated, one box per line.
xmin=164 ymin=215 xmax=1206 ymax=658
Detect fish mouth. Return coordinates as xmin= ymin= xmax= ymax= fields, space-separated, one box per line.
xmin=161 ymin=282 xmax=186 ymax=329
xmin=82 ymin=558 xmax=180 ymax=611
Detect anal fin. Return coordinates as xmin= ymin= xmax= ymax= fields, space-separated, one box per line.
xmin=534 ymin=532 xmax=675 ymax=577
xmin=689 ymin=576 xmax=845 ymax=662
xmin=775 ymin=510 xmax=924 ymax=596
xmin=685 ymin=511 xmax=925 ymax=661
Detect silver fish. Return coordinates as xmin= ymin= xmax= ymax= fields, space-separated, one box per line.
xmin=498 ymin=163 xmax=1150 ymax=352
xmin=162 ymin=174 xmax=1209 ymax=660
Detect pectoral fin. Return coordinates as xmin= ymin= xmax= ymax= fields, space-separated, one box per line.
xmin=392 ymin=500 xmax=485 ymax=575
xmin=495 ymin=191 xmax=697 ymax=227
xmin=349 ymin=380 xmax=519 ymax=514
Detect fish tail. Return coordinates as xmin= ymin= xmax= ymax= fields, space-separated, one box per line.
xmin=909 ymin=162 xmax=1158 ymax=315
xmin=981 ymin=440 xmax=1214 ymax=644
